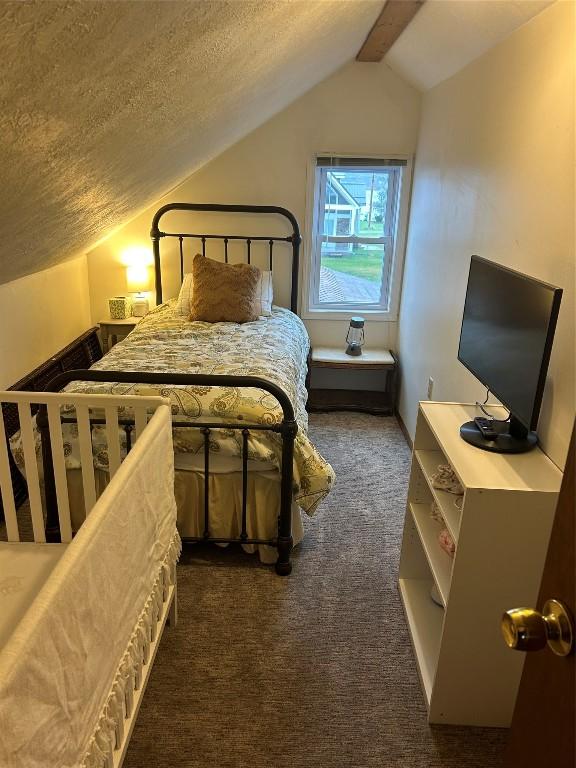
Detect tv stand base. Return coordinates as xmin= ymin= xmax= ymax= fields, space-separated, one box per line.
xmin=460 ymin=420 xmax=538 ymax=453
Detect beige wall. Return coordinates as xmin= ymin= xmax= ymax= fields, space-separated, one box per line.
xmin=398 ymin=1 xmax=575 ymax=469
xmin=0 ymin=256 xmax=91 ymax=388
xmin=86 ymin=59 xmax=421 ymax=348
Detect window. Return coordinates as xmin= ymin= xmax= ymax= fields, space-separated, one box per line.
xmin=305 ymin=156 xmax=410 ymax=319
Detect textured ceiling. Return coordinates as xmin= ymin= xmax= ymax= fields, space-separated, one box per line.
xmin=0 ymin=0 xmax=382 ymax=285
xmin=385 ymin=0 xmax=553 ymax=90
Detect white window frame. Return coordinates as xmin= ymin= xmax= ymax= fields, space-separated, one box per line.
xmin=301 ymin=155 xmax=413 ymax=322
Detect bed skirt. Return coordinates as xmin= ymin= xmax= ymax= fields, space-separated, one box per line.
xmin=66 ymin=464 xmax=304 ymax=565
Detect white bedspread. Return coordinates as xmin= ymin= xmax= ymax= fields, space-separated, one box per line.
xmin=0 ymin=405 xmax=179 ymax=768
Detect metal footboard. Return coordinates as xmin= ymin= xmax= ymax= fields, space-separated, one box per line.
xmin=38 ymin=369 xmax=298 ymax=575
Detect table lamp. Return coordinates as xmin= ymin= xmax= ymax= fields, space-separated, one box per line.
xmin=126 ymin=264 xmax=151 ymax=317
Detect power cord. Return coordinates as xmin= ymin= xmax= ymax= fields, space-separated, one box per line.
xmin=475 ymin=387 xmax=510 ymax=423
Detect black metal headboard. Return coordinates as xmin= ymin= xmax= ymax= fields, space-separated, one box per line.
xmin=150 ymin=203 xmax=302 ymax=314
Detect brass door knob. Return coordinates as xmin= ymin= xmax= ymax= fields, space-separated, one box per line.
xmin=502 ymin=599 xmax=574 ymax=657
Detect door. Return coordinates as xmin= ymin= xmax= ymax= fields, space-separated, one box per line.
xmin=503 ymin=425 xmax=575 ymax=767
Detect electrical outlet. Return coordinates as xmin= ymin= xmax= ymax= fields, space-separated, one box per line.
xmin=427 ymin=377 xmax=434 ymax=400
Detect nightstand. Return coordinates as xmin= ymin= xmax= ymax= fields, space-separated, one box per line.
xmin=99 ymin=316 xmax=142 ymax=353
xmin=307 ymin=347 xmax=398 ymax=415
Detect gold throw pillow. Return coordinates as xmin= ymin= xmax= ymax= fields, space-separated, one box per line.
xmin=189 ymin=254 xmax=261 ymax=323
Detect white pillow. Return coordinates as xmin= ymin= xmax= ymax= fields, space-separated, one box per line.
xmin=174 ymin=273 xmax=194 ymax=316
xmin=253 ymin=270 xmax=273 ymax=317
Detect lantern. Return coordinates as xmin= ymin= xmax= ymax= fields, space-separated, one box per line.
xmin=345 ymin=316 xmax=365 ymax=356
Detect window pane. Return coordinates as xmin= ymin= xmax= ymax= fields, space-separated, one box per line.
xmin=324 ymin=170 xmax=389 ymax=239
xmin=309 ymin=160 xmax=404 ymax=313
xmin=318 ymin=242 xmax=385 ymax=304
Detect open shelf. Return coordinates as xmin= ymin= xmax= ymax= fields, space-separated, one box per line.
xmin=415 ymin=449 xmax=462 ymax=542
xmin=399 ymin=578 xmax=444 ymax=705
xmin=399 ymin=402 xmax=562 ymax=726
xmin=419 ymin=402 xmax=561 ymax=493
xmin=409 ymin=503 xmax=453 ymax=606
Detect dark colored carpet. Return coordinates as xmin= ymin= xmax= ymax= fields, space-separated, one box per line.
xmin=123 ymin=413 xmax=506 ymax=768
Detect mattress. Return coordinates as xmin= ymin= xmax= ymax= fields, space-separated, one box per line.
xmin=0 ymin=541 xmax=68 ymax=650
xmin=58 ymin=301 xmax=335 ymax=515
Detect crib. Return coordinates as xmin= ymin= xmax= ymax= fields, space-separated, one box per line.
xmin=0 ymin=390 xmax=181 ymax=768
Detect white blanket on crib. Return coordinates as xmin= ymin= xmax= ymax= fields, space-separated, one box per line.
xmin=0 ymin=405 xmax=178 ymax=768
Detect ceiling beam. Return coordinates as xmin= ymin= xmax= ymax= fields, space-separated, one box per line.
xmin=356 ymin=0 xmax=425 ymax=62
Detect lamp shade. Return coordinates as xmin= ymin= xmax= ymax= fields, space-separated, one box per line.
xmin=126 ymin=264 xmax=151 ymax=293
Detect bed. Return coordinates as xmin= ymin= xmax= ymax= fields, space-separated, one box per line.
xmin=29 ymin=204 xmax=334 ymax=575
xmin=0 ymin=390 xmax=180 ymax=768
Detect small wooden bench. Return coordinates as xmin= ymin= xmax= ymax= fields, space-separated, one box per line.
xmin=306 ymin=346 xmax=398 ymax=415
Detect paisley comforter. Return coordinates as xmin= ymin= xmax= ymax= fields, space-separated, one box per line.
xmin=64 ymin=302 xmax=333 ymax=515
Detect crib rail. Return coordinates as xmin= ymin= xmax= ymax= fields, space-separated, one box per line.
xmin=0 ymin=391 xmax=169 ymax=543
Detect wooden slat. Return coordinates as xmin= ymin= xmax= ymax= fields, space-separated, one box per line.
xmin=105 ymin=406 xmax=122 ymax=478
xmin=1 ymin=391 xmax=168 ymax=539
xmin=1 ymin=391 xmax=168 ymax=543
xmin=114 ymin=699 xmax=125 ymax=750
xmin=134 ymin=663 xmax=142 ymax=692
xmin=0 ymin=411 xmax=19 ymax=541
xmin=134 ymin=406 xmax=148 ymax=443
xmin=125 ymin=677 xmax=134 ymax=719
xmin=357 ymin=0 xmax=425 ymax=62
xmin=17 ymin=402 xmax=45 ymax=542
xmin=47 ymin=403 xmax=73 ymax=542
xmin=112 ymin=586 xmax=175 ymax=768
xmin=76 ymin=404 xmax=97 ymax=516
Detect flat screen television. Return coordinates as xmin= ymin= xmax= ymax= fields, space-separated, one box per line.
xmin=458 ymin=256 xmax=562 ymax=453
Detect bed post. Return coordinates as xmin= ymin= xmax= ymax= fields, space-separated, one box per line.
xmin=151 ymin=233 xmax=162 ymax=307
xmin=276 ymin=418 xmax=297 ymax=576
xmin=290 ymin=232 xmax=301 ymax=315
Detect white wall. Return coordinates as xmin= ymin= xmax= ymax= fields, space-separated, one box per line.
xmin=86 ymin=59 xmax=421 ymax=349
xmin=398 ymin=1 xmax=574 ymax=469
xmin=0 ymin=256 xmax=91 ymax=388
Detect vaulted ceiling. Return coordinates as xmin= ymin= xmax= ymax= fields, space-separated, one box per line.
xmin=0 ymin=0 xmax=382 ymax=285
xmin=0 ymin=0 xmax=554 ymax=286
xmin=385 ymin=0 xmax=553 ymax=90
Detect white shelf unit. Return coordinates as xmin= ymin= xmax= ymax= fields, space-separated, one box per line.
xmin=399 ymin=402 xmax=562 ymax=727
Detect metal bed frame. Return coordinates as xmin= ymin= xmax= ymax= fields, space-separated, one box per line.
xmin=41 ymin=203 xmax=303 ymax=575
xmin=151 ymin=202 xmax=301 ymax=313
